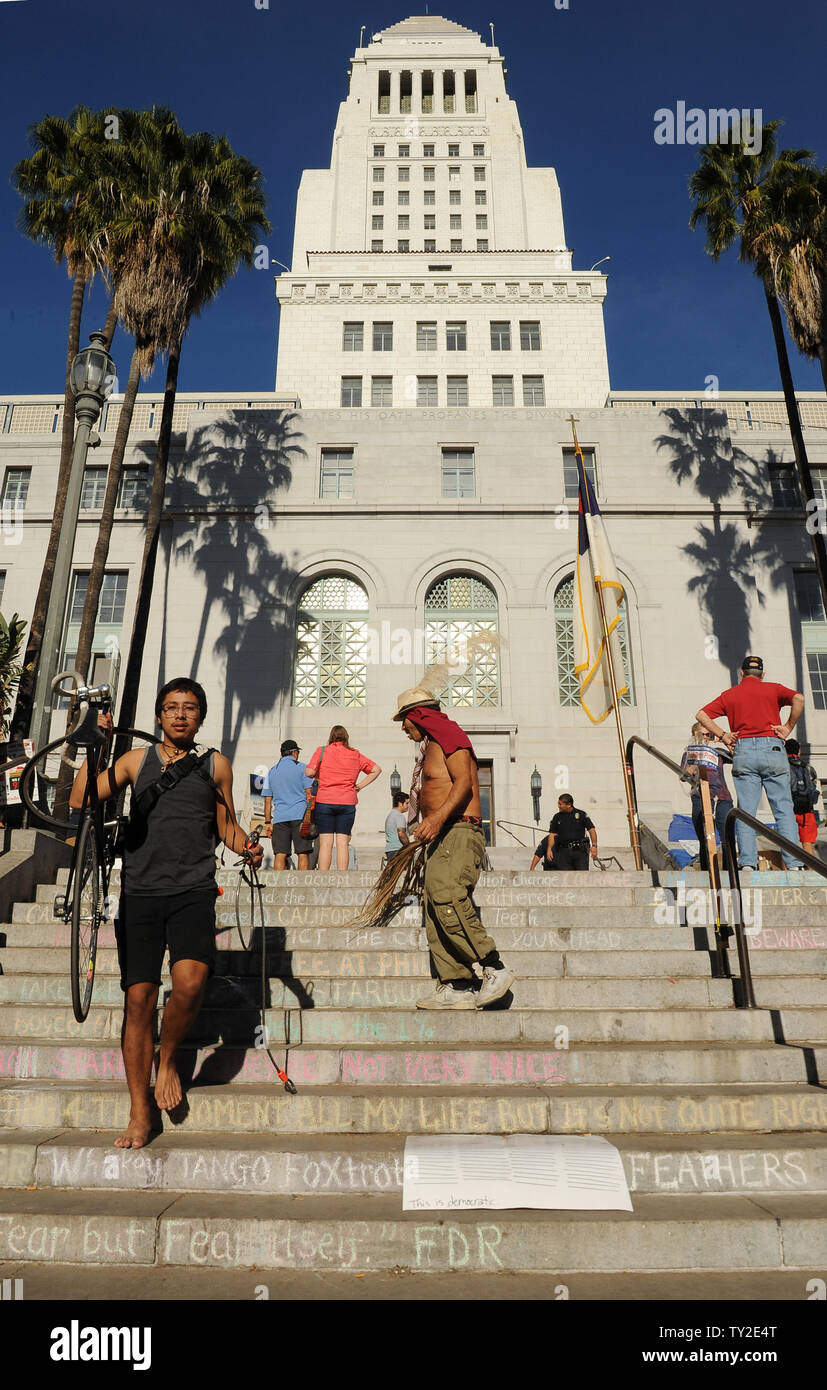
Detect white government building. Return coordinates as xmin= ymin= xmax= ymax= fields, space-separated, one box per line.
xmin=4 ymin=13 xmax=827 ymax=849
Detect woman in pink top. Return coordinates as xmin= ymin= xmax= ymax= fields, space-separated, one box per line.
xmin=305 ymin=726 xmax=382 ymax=870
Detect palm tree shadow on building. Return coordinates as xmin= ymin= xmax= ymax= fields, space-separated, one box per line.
xmin=655 ymin=408 xmax=806 ymax=692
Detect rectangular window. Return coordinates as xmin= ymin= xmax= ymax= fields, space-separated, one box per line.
xmin=378 ymin=71 xmax=390 ymax=113
xmin=424 ymin=214 xmax=436 ymax=229
xmin=807 ymin=653 xmax=827 ymax=709
xmin=343 ymin=321 xmax=364 ymax=351
xmin=0 ymin=571 xmax=5 ymax=608
xmin=449 ymin=190 xmax=461 ymax=206
xmin=373 ymin=168 xmax=384 ymax=182
xmin=563 ymin=446 xmax=598 ymax=499
xmin=417 ymin=322 xmax=437 ymax=350
xmin=448 ymin=143 xmax=459 ymax=157
xmin=476 ymin=214 xmax=488 ymax=229
xmin=813 ymin=468 xmax=827 ymax=506
xmin=80 ymin=467 xmax=108 ymax=510
xmin=423 ymin=143 xmax=434 ymax=157
xmin=449 ymin=166 xmax=460 ymax=181
xmin=398 ymin=190 xmax=410 ymax=206
xmin=1 ymin=468 xmax=30 ymax=509
xmin=371 ymin=215 xmax=383 ymax=230
xmin=474 ymin=166 xmax=486 ymax=181
xmin=423 ymin=166 xmax=435 ymax=181
xmin=398 ymin=167 xmax=410 ymax=182
xmin=424 ymin=239 xmax=436 ymax=252
xmin=397 ymin=215 xmax=410 ymax=229
xmin=373 ymin=322 xmax=393 ymax=351
xmin=417 ymin=376 xmax=438 ymax=406
xmin=473 ymin=143 xmax=485 ymax=156
xmin=70 ymin=571 xmax=128 ymax=625
xmin=450 ymin=239 xmax=462 ymax=252
xmin=398 ymin=144 xmax=410 ymax=157
xmin=769 ymin=466 xmax=799 ymax=507
xmin=450 ymin=214 xmax=462 ymax=230
xmin=795 ymin=570 xmax=826 ymax=623
xmin=522 ymin=375 xmax=545 ymax=406
xmin=492 ymin=375 xmax=514 ymax=407
xmin=441 ymin=448 xmax=475 ymax=497
xmin=117 ymin=467 xmax=150 ymax=509
xmin=446 ymin=375 xmax=469 ymax=406
xmin=340 ymin=376 xmax=362 ymax=407
xmin=446 ymin=321 xmax=467 ymax=351
xmin=320 ymin=448 xmax=354 ymax=499
xmin=490 ymin=321 xmax=511 ymax=350
xmin=373 ymin=144 xmax=384 ymax=157
xmin=372 ymin=191 xmax=384 ymax=206
xmin=475 ymin=190 xmax=487 ymax=205
xmin=371 ymin=239 xmax=383 ymax=252
xmin=398 ymin=239 xmax=410 ymax=252
xmin=477 ymin=239 xmax=489 ymax=251
xmin=520 ymin=320 xmax=541 ymax=350
xmin=424 ymin=189 xmax=436 ymax=206
xmin=371 ymin=376 xmax=393 ymax=407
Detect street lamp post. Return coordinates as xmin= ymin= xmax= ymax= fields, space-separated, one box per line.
xmin=530 ymin=767 xmax=542 ymax=824
xmin=390 ymin=766 xmax=402 ymax=797
xmin=30 ymin=331 xmax=117 ymax=753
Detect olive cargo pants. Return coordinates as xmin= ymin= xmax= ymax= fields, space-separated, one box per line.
xmin=422 ymin=822 xmax=498 ymax=982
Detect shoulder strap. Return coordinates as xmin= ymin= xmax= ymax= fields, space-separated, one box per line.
xmin=134 ymin=747 xmax=217 ymax=819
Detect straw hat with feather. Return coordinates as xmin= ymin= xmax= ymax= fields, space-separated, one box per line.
xmin=392 ymin=686 xmax=441 ymax=722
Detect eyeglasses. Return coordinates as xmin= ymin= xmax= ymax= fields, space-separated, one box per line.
xmin=160 ymin=703 xmax=200 ymax=716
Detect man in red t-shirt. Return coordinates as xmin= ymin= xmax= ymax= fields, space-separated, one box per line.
xmin=696 ymin=656 xmax=804 ymax=870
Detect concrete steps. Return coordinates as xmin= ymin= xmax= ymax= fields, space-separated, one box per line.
xmin=1 ymin=841 xmax=825 ymax=1291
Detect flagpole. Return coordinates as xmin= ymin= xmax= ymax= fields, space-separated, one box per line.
xmin=593 ymin=574 xmax=643 ymax=869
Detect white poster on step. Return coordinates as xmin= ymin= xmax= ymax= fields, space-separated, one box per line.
xmin=403 ymin=1134 xmax=632 ymax=1211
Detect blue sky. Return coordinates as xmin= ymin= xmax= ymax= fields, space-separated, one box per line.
xmin=1 ymin=0 xmax=826 ymax=395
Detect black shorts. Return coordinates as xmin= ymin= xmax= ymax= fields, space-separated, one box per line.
xmin=272 ymin=819 xmax=314 ymax=856
xmin=315 ymin=803 xmax=356 ymax=835
xmin=115 ymin=887 xmax=217 ymax=991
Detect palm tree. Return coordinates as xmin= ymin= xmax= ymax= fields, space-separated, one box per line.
xmin=0 ymin=615 xmax=31 ymax=741
xmin=689 ymin=120 xmax=827 ymax=611
xmin=754 ymin=167 xmax=827 ymax=392
xmin=9 ymin=107 xmax=118 ymax=739
xmin=107 ymin=115 xmax=270 ymax=751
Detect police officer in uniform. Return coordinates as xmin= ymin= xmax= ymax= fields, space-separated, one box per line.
xmin=531 ymin=794 xmax=598 ymax=871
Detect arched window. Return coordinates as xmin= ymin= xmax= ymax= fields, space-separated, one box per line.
xmin=424 ymin=573 xmax=500 ymax=706
xmin=554 ymin=574 xmax=635 ymax=706
xmin=293 ymin=574 xmax=369 ymax=707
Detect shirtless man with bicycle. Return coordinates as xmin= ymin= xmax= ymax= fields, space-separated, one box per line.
xmin=72 ymin=677 xmax=262 ymax=1149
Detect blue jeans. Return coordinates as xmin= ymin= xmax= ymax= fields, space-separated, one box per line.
xmin=690 ymin=794 xmax=732 ymax=871
xmin=731 ymin=737 xmax=800 ymax=869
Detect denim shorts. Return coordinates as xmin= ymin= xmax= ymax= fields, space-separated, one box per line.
xmin=315 ymin=803 xmax=356 ymax=835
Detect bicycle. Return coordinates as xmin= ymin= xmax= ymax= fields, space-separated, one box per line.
xmin=20 ymin=671 xmax=159 ymax=1023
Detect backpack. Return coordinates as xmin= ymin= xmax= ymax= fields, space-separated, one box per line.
xmin=789 ymin=758 xmax=819 ymax=814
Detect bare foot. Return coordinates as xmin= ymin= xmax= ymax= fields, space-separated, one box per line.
xmin=154 ymin=1059 xmax=183 ymax=1112
xmin=114 ymin=1115 xmax=155 ymax=1149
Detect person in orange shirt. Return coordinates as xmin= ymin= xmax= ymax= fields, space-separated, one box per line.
xmin=305 ymin=726 xmax=382 ymax=871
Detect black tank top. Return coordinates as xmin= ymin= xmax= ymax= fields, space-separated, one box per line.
xmin=123 ymin=745 xmax=218 ymax=896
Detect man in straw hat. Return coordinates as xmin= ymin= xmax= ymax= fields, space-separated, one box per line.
xmin=394 ymin=684 xmax=515 ymax=1009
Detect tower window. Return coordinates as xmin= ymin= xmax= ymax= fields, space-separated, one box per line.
xmin=417 ymin=322 xmax=437 ymax=351
xmin=342 ymin=322 xmax=364 ymax=351
xmin=474 ymin=166 xmax=486 ymax=181
xmin=417 ymin=376 xmax=438 ymax=406
xmin=372 ymin=191 xmax=384 ymax=206
xmin=464 ymin=71 xmax=478 ymax=114
xmin=449 ymin=190 xmax=461 ymax=205
xmin=446 ymin=376 xmax=469 ymax=407
xmin=423 ymin=143 xmax=434 ymax=157
xmin=371 ymin=376 xmax=393 ymax=407
xmin=443 ymin=71 xmax=455 ymax=113
xmin=398 ymin=191 xmax=410 ymax=206
xmin=398 ymin=167 xmax=410 ymax=182
xmin=421 ymin=71 xmax=434 ymax=113
xmin=424 ymin=167 xmax=435 ymax=182
xmin=522 ymin=375 xmax=545 ymax=406
xmin=475 ymin=190 xmax=487 ymax=205
xmin=340 ymin=377 xmax=362 ymax=407
xmin=473 ymin=143 xmax=485 ymax=156
xmin=490 ymin=321 xmax=511 ymax=351
xmin=398 ymin=143 xmax=410 ymax=158
xmin=400 ymin=70 xmax=412 ymax=113
xmin=446 ymin=321 xmax=467 ymax=351
xmin=373 ymin=144 xmax=385 ymax=157
xmin=378 ymin=71 xmax=391 ymax=114
xmin=373 ymin=322 xmax=393 ymax=351
xmin=373 ymin=168 xmax=384 ymax=182
xmin=492 ymin=375 xmax=514 ymax=406
xmin=520 ymin=321 xmax=541 ymax=350
xmin=448 ymin=143 xmax=459 ymax=157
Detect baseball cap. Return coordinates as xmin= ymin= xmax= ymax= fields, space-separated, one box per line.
xmin=741 ymin=655 xmax=764 ymax=673
xmin=280 ymin=739 xmax=300 ymax=756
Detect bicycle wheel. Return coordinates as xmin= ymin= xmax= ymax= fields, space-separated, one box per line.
xmin=234 ymin=866 xmax=263 ymax=951
xmin=20 ymin=727 xmax=161 ymax=833
xmin=71 ymin=816 xmax=104 ymax=1022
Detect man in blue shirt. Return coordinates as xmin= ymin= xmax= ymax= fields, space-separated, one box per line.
xmin=263 ymin=740 xmax=314 ymax=870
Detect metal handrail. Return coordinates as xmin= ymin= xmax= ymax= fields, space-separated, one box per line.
xmin=495 ymin=819 xmax=539 ymax=848
xmin=626 ymin=734 xmax=730 ymax=978
xmin=723 ymin=806 xmax=827 ymax=1009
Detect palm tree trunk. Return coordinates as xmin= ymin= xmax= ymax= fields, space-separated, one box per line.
xmin=816 ymin=340 xmax=827 ymax=396
xmin=115 ymin=342 xmax=181 ymax=755
xmin=10 ymin=266 xmax=87 ymax=740
xmin=764 ymin=284 xmax=827 ymax=615
xmin=74 ymin=346 xmax=142 ymax=683
xmin=102 ymin=299 xmax=119 ymax=351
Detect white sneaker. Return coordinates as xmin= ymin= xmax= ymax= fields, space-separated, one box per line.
xmin=416 ymin=981 xmax=479 ymax=1010
xmin=476 ymin=965 xmax=515 ymax=1008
